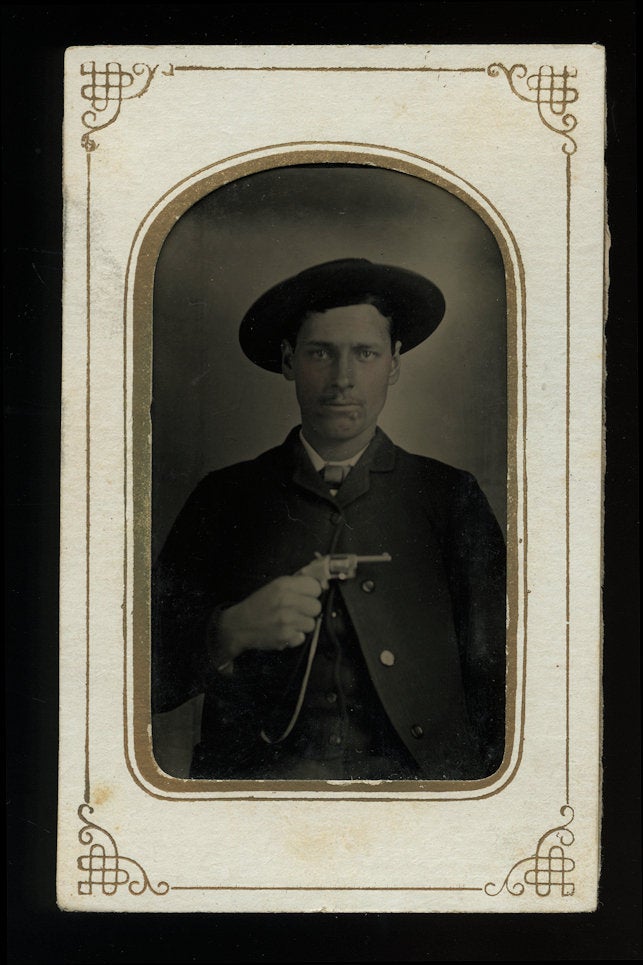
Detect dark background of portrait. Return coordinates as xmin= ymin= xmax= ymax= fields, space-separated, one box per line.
xmin=5 ymin=3 xmax=639 ymax=963
xmin=153 ymin=165 xmax=507 ymax=560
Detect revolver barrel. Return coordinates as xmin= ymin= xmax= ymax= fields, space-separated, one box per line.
xmin=326 ymin=552 xmax=392 ymax=581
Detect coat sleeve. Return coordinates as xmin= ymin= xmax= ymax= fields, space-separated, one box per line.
xmin=151 ymin=475 xmax=235 ymax=714
xmin=442 ymin=472 xmax=507 ymax=775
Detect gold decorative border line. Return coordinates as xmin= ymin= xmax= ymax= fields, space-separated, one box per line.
xmin=485 ymin=806 xmax=575 ymax=897
xmin=77 ymin=805 xmax=169 ymax=896
xmin=170 ymin=886 xmax=484 ymax=892
xmin=565 ymin=153 xmax=573 ymax=804
xmin=84 ymin=148 xmax=91 ymax=804
xmin=76 ymin=60 xmax=581 ymax=897
xmin=168 ymin=65 xmax=487 ymax=73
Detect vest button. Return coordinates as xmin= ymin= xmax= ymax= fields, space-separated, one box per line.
xmin=410 ymin=724 xmax=424 ymax=739
xmin=361 ymin=579 xmax=375 ymax=593
xmin=329 ymin=734 xmax=342 ymax=746
xmin=379 ymin=649 xmax=395 ymax=667
xmin=325 ymin=691 xmax=338 ymax=704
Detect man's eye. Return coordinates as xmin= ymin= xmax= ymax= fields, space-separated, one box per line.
xmin=358 ymin=349 xmax=377 ymax=359
xmin=311 ymin=348 xmax=329 ymax=359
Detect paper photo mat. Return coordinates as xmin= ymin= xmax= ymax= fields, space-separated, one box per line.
xmin=59 ymin=44 xmax=605 ymax=912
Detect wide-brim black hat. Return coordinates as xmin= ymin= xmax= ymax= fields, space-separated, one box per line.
xmin=239 ymin=258 xmax=446 ymax=372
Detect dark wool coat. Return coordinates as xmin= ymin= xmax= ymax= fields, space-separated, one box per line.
xmin=152 ymin=428 xmax=506 ymax=780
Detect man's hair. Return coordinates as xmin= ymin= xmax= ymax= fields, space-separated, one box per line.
xmin=283 ymin=293 xmax=399 ymax=350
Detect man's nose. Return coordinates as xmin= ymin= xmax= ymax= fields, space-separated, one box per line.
xmin=331 ymin=353 xmax=355 ymax=388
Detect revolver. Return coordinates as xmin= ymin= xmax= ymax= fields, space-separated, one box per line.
xmin=297 ymin=552 xmax=392 ymax=589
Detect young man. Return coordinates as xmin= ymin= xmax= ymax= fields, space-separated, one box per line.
xmin=152 ymin=258 xmax=506 ymax=782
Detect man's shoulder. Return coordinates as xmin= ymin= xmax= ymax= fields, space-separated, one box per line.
xmin=387 ymin=440 xmax=499 ymax=534
xmin=193 ymin=437 xmax=294 ymax=492
xmin=389 ymin=438 xmax=474 ymax=489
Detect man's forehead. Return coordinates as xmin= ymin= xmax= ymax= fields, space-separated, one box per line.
xmin=297 ymin=303 xmax=392 ymax=342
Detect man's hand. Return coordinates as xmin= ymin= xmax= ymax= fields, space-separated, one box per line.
xmin=210 ymin=576 xmax=323 ymax=669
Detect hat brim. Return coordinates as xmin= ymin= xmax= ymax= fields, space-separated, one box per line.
xmin=238 ymin=258 xmax=446 ymax=372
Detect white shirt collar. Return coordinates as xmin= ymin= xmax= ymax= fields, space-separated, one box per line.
xmin=299 ymin=430 xmax=370 ymax=473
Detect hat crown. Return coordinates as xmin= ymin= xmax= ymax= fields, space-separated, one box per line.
xmin=300 ymin=257 xmax=372 ymax=271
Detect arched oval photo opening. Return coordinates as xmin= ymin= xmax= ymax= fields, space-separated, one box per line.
xmin=136 ymin=158 xmax=519 ymax=794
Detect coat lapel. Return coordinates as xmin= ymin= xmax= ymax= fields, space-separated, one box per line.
xmin=290 ymin=433 xmax=335 ymax=503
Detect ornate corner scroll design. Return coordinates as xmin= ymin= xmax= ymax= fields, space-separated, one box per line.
xmin=77 ymin=804 xmax=170 ymax=896
xmin=80 ymin=62 xmax=160 ymax=151
xmin=484 ymin=806 xmax=575 ymax=898
xmin=488 ymin=63 xmax=578 ymax=155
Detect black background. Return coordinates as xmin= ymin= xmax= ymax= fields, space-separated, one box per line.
xmin=4 ymin=3 xmax=639 ymax=962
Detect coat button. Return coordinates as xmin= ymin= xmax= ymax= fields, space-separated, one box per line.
xmin=379 ymin=649 xmax=395 ymax=667
xmin=330 ymin=512 xmax=342 ymax=525
xmin=410 ymin=724 xmax=424 ymax=739
xmin=329 ymin=734 xmax=342 ymax=746
xmin=325 ymin=691 xmax=338 ymax=704
xmin=361 ymin=579 xmax=375 ymax=593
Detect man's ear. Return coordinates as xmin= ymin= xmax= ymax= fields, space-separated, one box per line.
xmin=281 ymin=340 xmax=296 ymax=381
xmin=388 ymin=340 xmax=402 ymax=385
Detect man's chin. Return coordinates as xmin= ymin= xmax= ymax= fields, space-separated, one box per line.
xmin=315 ymin=415 xmax=364 ymax=437
xmin=306 ymin=421 xmax=377 ymax=451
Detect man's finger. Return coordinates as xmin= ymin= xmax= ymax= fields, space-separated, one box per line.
xmin=286 ymin=631 xmax=307 ymax=648
xmin=271 ymin=629 xmax=307 ymax=650
xmin=279 ymin=594 xmax=322 ymax=619
xmin=277 ymin=575 xmax=322 ymax=597
xmin=273 ymin=612 xmax=317 ymax=637
xmin=296 ymin=615 xmax=317 ymax=634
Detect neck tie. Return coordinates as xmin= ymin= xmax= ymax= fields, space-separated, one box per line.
xmin=321 ymin=464 xmax=350 ymax=488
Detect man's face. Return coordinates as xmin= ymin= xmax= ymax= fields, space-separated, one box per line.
xmin=281 ymin=303 xmax=402 ymax=458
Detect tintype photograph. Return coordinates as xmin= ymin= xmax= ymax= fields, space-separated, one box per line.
xmin=150 ymin=164 xmax=508 ymax=785
xmin=57 ymin=43 xmax=605 ymax=913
